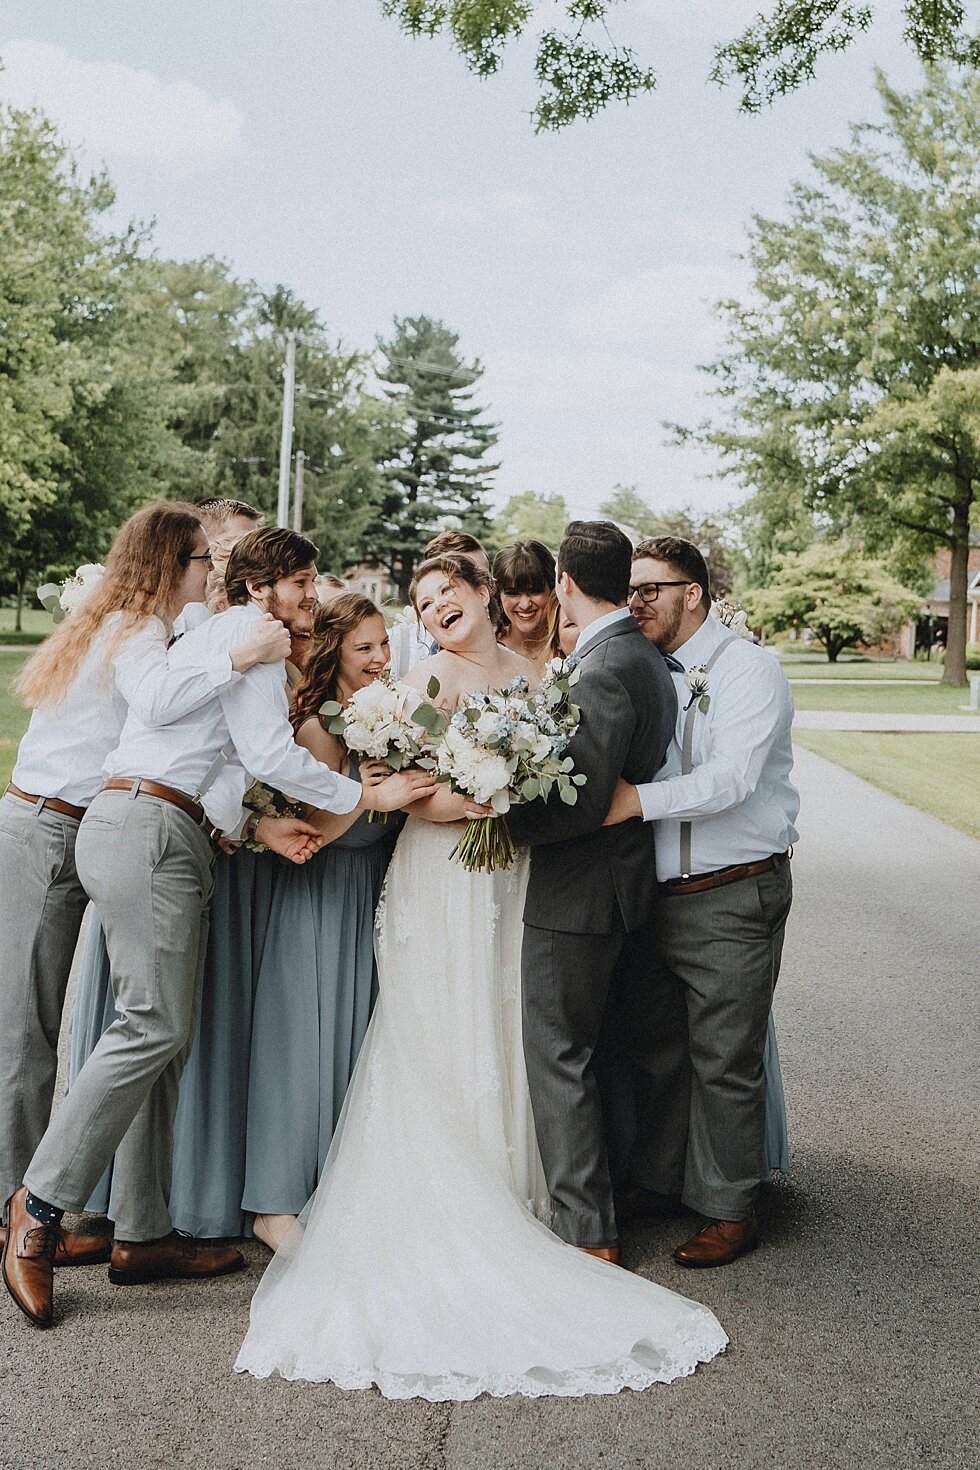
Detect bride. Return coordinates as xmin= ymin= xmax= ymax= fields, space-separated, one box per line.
xmin=236 ymin=554 xmax=728 ymax=1400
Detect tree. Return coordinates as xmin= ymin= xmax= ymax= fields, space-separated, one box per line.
xmin=743 ymin=544 xmax=922 ymax=661
xmin=490 ymin=490 xmax=570 ymax=550
xmin=381 ymin=2 xmax=980 ymax=129
xmin=0 ymin=103 xmax=180 ymax=625
xmin=684 ymin=68 xmax=980 ymax=684
xmin=599 ymin=486 xmax=738 ymax=596
xmin=363 ymin=315 xmax=498 ymax=599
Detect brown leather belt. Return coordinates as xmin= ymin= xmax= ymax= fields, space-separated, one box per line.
xmin=661 ymin=850 xmax=790 ymax=897
xmin=5 ymin=783 xmax=87 ymax=822
xmin=100 ymin=778 xmax=214 ymax=835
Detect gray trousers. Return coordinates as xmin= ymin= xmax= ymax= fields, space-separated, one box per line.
xmin=25 ymin=790 xmax=214 ymax=1241
xmin=0 ymin=792 xmax=89 ymax=1208
xmin=626 ymin=863 xmax=793 ymax=1220
xmin=521 ymin=916 xmax=626 ymax=1249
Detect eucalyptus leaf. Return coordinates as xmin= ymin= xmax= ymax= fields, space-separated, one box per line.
xmin=426 ymin=675 xmax=441 ymax=699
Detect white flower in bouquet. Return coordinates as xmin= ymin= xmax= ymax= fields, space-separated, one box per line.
xmin=711 ymin=599 xmax=754 ymax=640
xmin=37 ymin=563 xmax=105 ymax=623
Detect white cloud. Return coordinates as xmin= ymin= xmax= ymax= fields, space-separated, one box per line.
xmin=0 ymin=39 xmax=246 ymax=184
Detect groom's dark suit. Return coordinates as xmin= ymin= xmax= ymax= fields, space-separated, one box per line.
xmin=506 ymin=610 xmax=676 ymax=1247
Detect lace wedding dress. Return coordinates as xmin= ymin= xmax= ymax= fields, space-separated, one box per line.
xmin=235 ymin=817 xmax=727 ymax=1400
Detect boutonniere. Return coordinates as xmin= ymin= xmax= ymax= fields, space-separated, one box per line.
xmin=684 ymin=666 xmax=711 ymax=714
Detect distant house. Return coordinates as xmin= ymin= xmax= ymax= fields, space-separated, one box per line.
xmin=907 ymin=541 xmax=980 ymax=655
xmin=344 ymin=563 xmax=400 ymax=606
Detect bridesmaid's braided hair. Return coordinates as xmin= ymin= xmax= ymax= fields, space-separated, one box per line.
xmin=290 ymin=594 xmax=384 ymax=733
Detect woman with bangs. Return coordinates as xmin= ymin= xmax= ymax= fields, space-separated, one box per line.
xmin=492 ymin=539 xmax=558 ymax=673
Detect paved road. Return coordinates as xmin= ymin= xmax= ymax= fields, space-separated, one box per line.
xmin=793 ymin=710 xmax=980 ymax=731
xmin=1 ymin=747 xmax=977 ymax=1470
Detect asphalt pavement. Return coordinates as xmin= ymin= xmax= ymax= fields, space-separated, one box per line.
xmin=1 ymin=745 xmax=977 ymax=1470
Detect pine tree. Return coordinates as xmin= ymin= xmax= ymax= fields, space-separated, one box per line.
xmin=363 ymin=316 xmax=498 ymax=600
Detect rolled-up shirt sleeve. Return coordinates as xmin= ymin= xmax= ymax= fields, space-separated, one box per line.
xmin=637 ymin=659 xmax=794 ymax=824
xmin=217 ymin=662 xmax=361 ymax=815
xmin=113 ymin=619 xmax=242 ymax=727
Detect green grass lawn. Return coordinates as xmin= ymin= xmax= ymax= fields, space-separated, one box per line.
xmin=776 ymin=654 xmax=943 ymax=681
xmin=0 ymin=608 xmax=51 ymax=637
xmin=789 ymin=681 xmax=978 ymax=716
xmin=793 ymin=731 xmax=980 ymax=840
xmin=0 ymin=653 xmax=30 ymax=790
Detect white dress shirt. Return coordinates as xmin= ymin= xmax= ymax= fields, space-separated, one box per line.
xmin=388 ymin=612 xmax=435 ymax=679
xmin=105 ymin=603 xmax=361 ymax=832
xmin=636 ymin=614 xmax=800 ymax=882
xmin=12 ymin=614 xmax=241 ymax=807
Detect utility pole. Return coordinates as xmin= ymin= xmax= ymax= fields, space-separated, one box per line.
xmin=292 ymin=449 xmax=306 ymax=533
xmin=276 ymin=330 xmax=297 ymax=527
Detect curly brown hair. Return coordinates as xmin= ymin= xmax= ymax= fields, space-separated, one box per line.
xmin=289 ymin=593 xmax=385 ymax=733
xmin=16 ymin=501 xmax=204 ymax=709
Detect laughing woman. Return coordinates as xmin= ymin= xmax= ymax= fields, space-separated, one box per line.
xmin=492 ymin=540 xmax=558 ymax=673
xmin=244 ymin=595 xmax=403 ymax=1252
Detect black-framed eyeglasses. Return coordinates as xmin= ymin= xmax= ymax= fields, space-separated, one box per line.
xmin=183 ymin=552 xmax=214 ymax=567
xmin=628 ymin=581 xmax=691 ymax=606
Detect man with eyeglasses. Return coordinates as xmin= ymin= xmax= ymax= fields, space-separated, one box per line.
xmin=605 ymin=535 xmax=799 ymax=1267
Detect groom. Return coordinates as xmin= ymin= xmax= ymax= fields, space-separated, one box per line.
xmin=506 ymin=521 xmax=676 ymax=1261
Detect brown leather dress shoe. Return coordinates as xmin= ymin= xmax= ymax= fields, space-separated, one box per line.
xmin=0 ymin=1223 xmax=111 ymax=1266
xmin=1 ymin=1187 xmax=59 ymax=1326
xmin=672 ymin=1214 xmax=759 ymax=1268
xmin=108 ymin=1231 xmax=246 ymax=1286
xmin=575 ymin=1245 xmax=620 ymax=1265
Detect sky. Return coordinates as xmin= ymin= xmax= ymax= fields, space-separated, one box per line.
xmin=0 ymin=2 xmax=925 ymax=522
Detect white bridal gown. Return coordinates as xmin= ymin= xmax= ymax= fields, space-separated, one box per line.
xmin=236 ymin=817 xmax=728 ymax=1400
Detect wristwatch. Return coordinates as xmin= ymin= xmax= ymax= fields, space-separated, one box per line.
xmin=242 ymin=811 xmax=261 ymax=844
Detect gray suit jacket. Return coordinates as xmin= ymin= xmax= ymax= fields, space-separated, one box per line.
xmin=507 ymin=614 xmax=677 ymax=935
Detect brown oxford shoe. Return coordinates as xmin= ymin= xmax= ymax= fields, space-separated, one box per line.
xmin=575 ymin=1245 xmax=620 ymax=1265
xmin=1 ymin=1187 xmax=58 ymax=1326
xmin=672 ymin=1213 xmax=759 ymax=1268
xmin=108 ymin=1231 xmax=246 ymax=1286
xmin=0 ymin=1222 xmax=111 ymax=1266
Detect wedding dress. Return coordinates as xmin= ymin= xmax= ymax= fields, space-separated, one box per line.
xmin=235 ymin=817 xmax=727 ymax=1400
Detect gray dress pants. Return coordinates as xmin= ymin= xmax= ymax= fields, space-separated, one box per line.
xmin=26 ymin=790 xmax=214 ymax=1241
xmin=627 ymin=863 xmax=793 ymax=1220
xmin=521 ymin=915 xmax=626 ymax=1249
xmin=0 ymin=792 xmax=89 ymax=1208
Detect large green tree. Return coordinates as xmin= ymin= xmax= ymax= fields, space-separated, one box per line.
xmin=490 ymin=490 xmax=570 ymax=550
xmin=381 ymin=2 xmax=980 ymax=129
xmin=743 ymin=543 xmax=922 ymax=661
xmin=0 ymin=103 xmax=179 ymax=624
xmin=685 ymin=67 xmax=980 ymax=684
xmin=363 ymin=315 xmax=497 ymax=599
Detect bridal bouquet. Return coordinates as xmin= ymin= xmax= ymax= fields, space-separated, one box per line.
xmin=36 ymin=563 xmax=105 ymax=623
xmin=433 ymin=660 xmax=586 ymax=873
xmin=710 ymin=598 xmax=754 ymax=640
xmin=320 ymin=671 xmax=442 ymax=822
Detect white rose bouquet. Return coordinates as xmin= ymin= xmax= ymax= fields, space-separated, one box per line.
xmin=320 ymin=671 xmax=441 ymax=823
xmin=432 ymin=661 xmax=586 ymax=873
xmin=37 ymin=564 xmax=105 ymax=622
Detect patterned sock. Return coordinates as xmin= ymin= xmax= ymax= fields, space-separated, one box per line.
xmin=25 ymin=1193 xmax=63 ymax=1226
